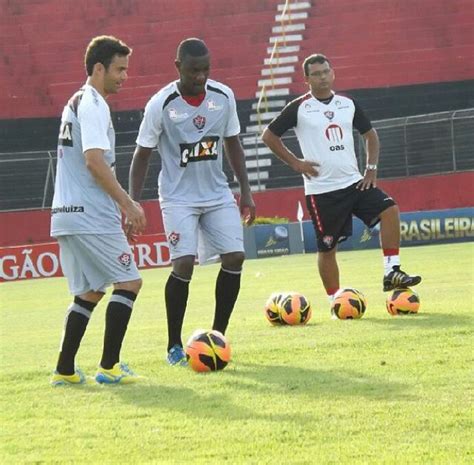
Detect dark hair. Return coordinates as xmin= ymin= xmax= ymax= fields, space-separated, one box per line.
xmin=84 ymin=35 xmax=132 ymax=76
xmin=302 ymin=54 xmax=331 ymax=76
xmin=176 ymin=38 xmax=209 ymax=61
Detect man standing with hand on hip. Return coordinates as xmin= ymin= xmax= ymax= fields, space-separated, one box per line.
xmin=262 ymin=53 xmax=421 ymax=311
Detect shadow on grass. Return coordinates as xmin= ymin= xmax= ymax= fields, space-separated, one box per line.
xmin=102 ymin=361 xmax=412 ymax=424
xmin=227 ymin=362 xmax=412 ymax=401
xmin=366 ymin=312 xmax=472 ymax=330
xmin=96 ymin=381 xmax=313 ymax=424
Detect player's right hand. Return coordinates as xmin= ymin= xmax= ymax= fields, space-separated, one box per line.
xmin=124 ymin=200 xmax=147 ymax=238
xmin=292 ymin=159 xmax=319 ymax=179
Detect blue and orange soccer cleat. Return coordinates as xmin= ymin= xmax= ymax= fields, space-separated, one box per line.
xmin=167 ymin=344 xmax=188 ymax=366
xmin=50 ymin=369 xmax=87 ymax=386
xmin=95 ymin=362 xmax=141 ymax=384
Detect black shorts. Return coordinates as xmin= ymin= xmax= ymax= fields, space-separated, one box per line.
xmin=306 ymin=182 xmax=396 ymax=252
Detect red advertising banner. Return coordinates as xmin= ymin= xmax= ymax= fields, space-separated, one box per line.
xmin=0 ymin=234 xmax=170 ymax=283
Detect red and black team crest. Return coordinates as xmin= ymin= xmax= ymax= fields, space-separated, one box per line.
xmin=322 ymin=235 xmax=334 ymax=248
xmin=193 ymin=115 xmax=206 ymax=130
xmin=324 ymin=111 xmax=334 ymax=121
xmin=168 ymin=231 xmax=180 ymax=247
xmin=118 ymin=252 xmax=131 ymax=268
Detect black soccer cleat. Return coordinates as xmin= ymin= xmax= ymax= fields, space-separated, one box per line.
xmin=383 ymin=266 xmax=422 ymax=292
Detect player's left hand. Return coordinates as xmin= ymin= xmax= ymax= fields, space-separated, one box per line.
xmin=357 ymin=170 xmax=377 ymax=190
xmin=239 ymin=190 xmax=256 ymax=226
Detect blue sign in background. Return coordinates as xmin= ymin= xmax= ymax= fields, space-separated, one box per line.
xmin=255 ymin=224 xmax=290 ymax=257
xmin=302 ymin=208 xmax=473 ymax=252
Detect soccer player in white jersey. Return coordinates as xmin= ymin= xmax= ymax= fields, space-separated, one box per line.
xmin=50 ymin=36 xmax=147 ymax=385
xmin=130 ymin=38 xmax=256 ymax=365
xmin=262 ymin=54 xmax=421 ymax=310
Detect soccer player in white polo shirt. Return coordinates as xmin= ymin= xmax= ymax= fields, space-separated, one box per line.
xmin=262 ymin=54 xmax=421 ymax=310
xmin=50 ymin=36 xmax=146 ymax=385
xmin=130 ymin=38 xmax=256 ymax=366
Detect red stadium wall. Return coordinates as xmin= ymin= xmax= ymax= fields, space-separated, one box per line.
xmin=292 ymin=0 xmax=474 ymax=93
xmin=1 ymin=0 xmax=473 ymax=119
xmin=1 ymin=172 xmax=472 ymax=247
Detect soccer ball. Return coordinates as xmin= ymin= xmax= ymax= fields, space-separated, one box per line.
xmin=185 ymin=329 xmax=231 ymax=372
xmin=264 ymin=292 xmax=286 ymax=325
xmin=264 ymin=292 xmax=312 ymax=325
xmin=386 ymin=288 xmax=420 ymax=315
xmin=279 ymin=292 xmax=312 ymax=325
xmin=331 ymin=288 xmax=367 ymax=320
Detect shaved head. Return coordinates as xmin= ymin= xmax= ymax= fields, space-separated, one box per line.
xmin=176 ymin=38 xmax=209 ymax=61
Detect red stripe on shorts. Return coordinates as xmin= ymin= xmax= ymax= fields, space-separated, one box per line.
xmin=309 ymin=195 xmax=324 ymax=234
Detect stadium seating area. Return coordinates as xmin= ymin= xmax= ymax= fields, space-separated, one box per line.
xmin=0 ymin=0 xmax=277 ymax=118
xmin=289 ymin=0 xmax=474 ymax=93
xmin=1 ymin=0 xmax=473 ymax=119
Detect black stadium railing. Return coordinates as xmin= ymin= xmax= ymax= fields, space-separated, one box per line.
xmin=0 ymin=109 xmax=473 ymax=211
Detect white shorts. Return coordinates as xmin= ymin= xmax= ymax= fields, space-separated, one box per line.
xmin=57 ymin=233 xmax=140 ymax=295
xmin=161 ymin=201 xmax=244 ymax=265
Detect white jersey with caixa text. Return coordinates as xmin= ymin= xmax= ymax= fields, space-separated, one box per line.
xmin=136 ymin=79 xmax=240 ymax=207
xmin=51 ymin=84 xmax=122 ymax=237
xmin=267 ymin=92 xmax=373 ymax=195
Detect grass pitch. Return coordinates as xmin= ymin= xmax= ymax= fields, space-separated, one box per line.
xmin=1 ymin=242 xmax=473 ymax=464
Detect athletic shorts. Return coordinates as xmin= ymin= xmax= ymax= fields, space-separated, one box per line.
xmin=161 ymin=200 xmax=244 ymax=265
xmin=306 ymin=182 xmax=396 ymax=252
xmin=57 ymin=233 xmax=140 ymax=295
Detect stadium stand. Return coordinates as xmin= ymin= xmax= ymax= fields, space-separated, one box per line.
xmin=0 ymin=0 xmax=277 ymax=118
xmin=0 ymin=0 xmax=473 ymax=214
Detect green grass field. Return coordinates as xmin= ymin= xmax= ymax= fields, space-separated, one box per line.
xmin=1 ymin=242 xmax=473 ymax=464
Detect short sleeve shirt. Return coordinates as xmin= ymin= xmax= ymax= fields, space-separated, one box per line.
xmin=136 ymin=79 xmax=240 ymax=207
xmin=51 ymin=84 xmax=121 ymax=236
xmin=268 ymin=92 xmax=372 ymax=195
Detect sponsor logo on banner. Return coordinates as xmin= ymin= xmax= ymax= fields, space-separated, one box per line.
xmin=0 ymin=235 xmax=171 ymax=282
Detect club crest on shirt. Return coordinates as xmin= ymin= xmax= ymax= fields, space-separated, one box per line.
xmin=118 ymin=252 xmax=131 ymax=268
xmin=324 ymin=111 xmax=334 ymax=121
xmin=193 ymin=115 xmax=206 ymax=130
xmin=168 ymin=231 xmax=180 ymax=246
xmin=322 ymin=235 xmax=334 ymax=247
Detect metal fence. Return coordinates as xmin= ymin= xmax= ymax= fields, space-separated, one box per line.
xmin=0 ymin=109 xmax=473 ymax=211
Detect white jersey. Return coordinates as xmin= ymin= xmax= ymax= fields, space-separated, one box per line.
xmin=268 ymin=92 xmax=373 ymax=194
xmin=51 ymin=84 xmax=122 ymax=236
xmin=136 ymin=79 xmax=240 ymax=207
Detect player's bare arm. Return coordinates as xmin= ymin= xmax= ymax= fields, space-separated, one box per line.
xmin=261 ymin=127 xmax=319 ymax=179
xmin=356 ymin=128 xmax=380 ymax=190
xmin=129 ymin=145 xmax=153 ymax=201
xmin=85 ymin=148 xmax=146 ymax=234
xmin=223 ymin=136 xmax=256 ymax=225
